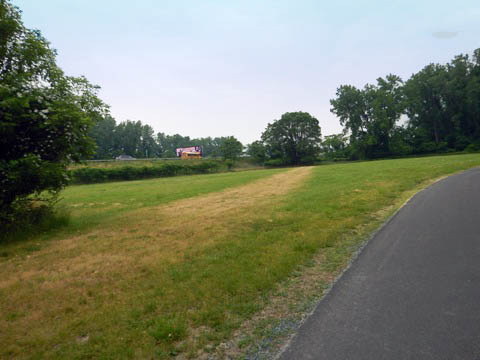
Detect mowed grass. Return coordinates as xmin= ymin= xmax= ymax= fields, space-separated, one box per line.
xmin=1 ymin=154 xmax=480 ymax=359
xmin=59 ymin=168 xmax=286 ymax=232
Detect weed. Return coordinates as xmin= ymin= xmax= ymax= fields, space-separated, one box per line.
xmin=149 ymin=318 xmax=187 ymax=344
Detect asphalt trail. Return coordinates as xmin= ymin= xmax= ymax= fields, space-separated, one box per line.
xmin=280 ymin=168 xmax=480 ymax=360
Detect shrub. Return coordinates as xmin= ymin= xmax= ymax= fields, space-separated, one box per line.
xmin=0 ymin=2 xmax=107 ymax=225
xmin=264 ymin=158 xmax=286 ymax=167
xmin=224 ymin=159 xmax=234 ymax=171
xmin=69 ymin=161 xmax=222 ymax=184
xmin=464 ymin=143 xmax=480 ymax=153
xmin=0 ymin=200 xmax=70 ymax=243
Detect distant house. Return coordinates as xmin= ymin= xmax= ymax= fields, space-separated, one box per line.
xmin=115 ymin=155 xmax=136 ymax=160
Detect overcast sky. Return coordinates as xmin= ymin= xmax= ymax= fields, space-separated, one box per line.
xmin=14 ymin=0 xmax=480 ymax=144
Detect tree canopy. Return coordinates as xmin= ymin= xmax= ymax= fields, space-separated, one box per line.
xmin=261 ymin=112 xmax=322 ymax=165
xmin=89 ymin=116 xmax=242 ymax=160
xmin=218 ymin=136 xmax=243 ymax=161
xmin=0 ymin=1 xmax=107 ymax=221
xmin=330 ymin=49 xmax=480 ymax=159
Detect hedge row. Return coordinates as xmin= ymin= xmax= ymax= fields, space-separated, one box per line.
xmin=69 ymin=161 xmax=222 ymax=184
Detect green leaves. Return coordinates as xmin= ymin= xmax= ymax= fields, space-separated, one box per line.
xmin=261 ymin=112 xmax=321 ymax=165
xmin=0 ymin=1 xmax=108 ymax=220
xmin=219 ymin=136 xmax=243 ymax=161
xmin=330 ymin=75 xmax=404 ymax=159
xmin=331 ymin=48 xmax=480 ymax=159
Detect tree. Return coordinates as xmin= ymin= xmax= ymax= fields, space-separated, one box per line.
xmin=138 ymin=124 xmax=158 ymax=158
xmin=219 ymin=136 xmax=243 ymax=161
xmin=330 ymin=75 xmax=404 ymax=159
xmin=0 ymin=1 xmax=108 ymax=223
xmin=261 ymin=112 xmax=321 ymax=165
xmin=89 ymin=115 xmax=116 ymax=159
xmin=404 ymin=64 xmax=449 ymax=148
xmin=321 ymin=134 xmax=348 ymax=160
xmin=330 ymin=48 xmax=480 ymax=158
xmin=157 ymin=133 xmax=191 ymax=158
xmin=246 ymin=140 xmax=266 ymax=164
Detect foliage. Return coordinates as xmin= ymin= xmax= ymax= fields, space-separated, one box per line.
xmin=264 ymin=158 xmax=286 ymax=167
xmin=90 ymin=120 xmax=242 ymax=160
xmin=69 ymin=161 xmax=221 ymax=184
xmin=0 ymin=200 xmax=69 ymax=243
xmin=330 ymin=75 xmax=404 ymax=159
xmin=246 ymin=140 xmax=267 ymax=164
xmin=219 ymin=136 xmax=243 ymax=161
xmin=261 ymin=112 xmax=322 ymax=165
xmin=0 ymin=1 xmax=108 ymax=223
xmin=321 ymin=133 xmax=348 ymax=160
xmin=331 ymin=48 xmax=480 ymax=159
xmin=89 ymin=118 xmax=158 ymax=159
xmin=224 ymin=159 xmax=234 ymax=171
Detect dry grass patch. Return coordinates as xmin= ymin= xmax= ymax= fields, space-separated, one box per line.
xmin=0 ymin=167 xmax=312 ymax=359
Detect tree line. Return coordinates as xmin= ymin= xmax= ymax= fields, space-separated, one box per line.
xmin=89 ymin=111 xmax=322 ymax=166
xmin=329 ymin=49 xmax=480 ymax=160
xmin=91 ymin=48 xmax=480 ymax=164
xmin=89 ymin=115 xmax=243 ymax=160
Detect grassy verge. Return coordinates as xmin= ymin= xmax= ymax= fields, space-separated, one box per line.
xmin=1 ymin=154 xmax=480 ymax=359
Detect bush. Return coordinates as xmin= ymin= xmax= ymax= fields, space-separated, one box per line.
xmin=0 ymin=2 xmax=107 ymax=225
xmin=464 ymin=143 xmax=480 ymax=153
xmin=224 ymin=159 xmax=234 ymax=171
xmin=69 ymin=161 xmax=222 ymax=184
xmin=0 ymin=200 xmax=70 ymax=243
xmin=264 ymin=158 xmax=286 ymax=167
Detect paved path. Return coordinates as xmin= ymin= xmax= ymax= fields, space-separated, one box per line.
xmin=280 ymin=168 xmax=480 ymax=360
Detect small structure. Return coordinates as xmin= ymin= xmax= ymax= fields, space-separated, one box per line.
xmin=115 ymin=154 xmax=136 ymax=160
xmin=181 ymin=151 xmax=201 ymax=159
xmin=176 ymin=146 xmax=202 ymax=159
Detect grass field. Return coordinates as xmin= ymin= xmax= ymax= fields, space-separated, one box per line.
xmin=1 ymin=154 xmax=480 ymax=359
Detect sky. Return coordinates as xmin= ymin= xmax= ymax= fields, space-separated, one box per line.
xmin=13 ymin=0 xmax=480 ymax=144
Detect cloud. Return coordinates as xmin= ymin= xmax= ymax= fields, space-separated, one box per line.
xmin=432 ymin=31 xmax=458 ymax=39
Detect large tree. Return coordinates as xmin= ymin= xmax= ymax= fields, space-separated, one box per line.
xmin=331 ymin=75 xmax=404 ymax=159
xmin=404 ymin=52 xmax=480 ymax=151
xmin=246 ymin=140 xmax=266 ymax=164
xmin=404 ymin=64 xmax=449 ymax=148
xmin=89 ymin=115 xmax=117 ymax=159
xmin=0 ymin=1 xmax=107 ymax=222
xmin=331 ymin=49 xmax=480 ymax=158
xmin=219 ymin=136 xmax=243 ymax=161
xmin=261 ymin=112 xmax=321 ymax=165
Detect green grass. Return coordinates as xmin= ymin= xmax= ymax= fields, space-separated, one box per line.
xmin=1 ymin=153 xmax=480 ymax=359
xmin=60 ymin=167 xmax=285 ymax=231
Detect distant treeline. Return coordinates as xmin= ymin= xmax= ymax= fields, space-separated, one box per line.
xmin=327 ymin=48 xmax=480 ymax=160
xmin=90 ymin=48 xmax=480 ymax=163
xmin=89 ymin=117 xmax=239 ymax=159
